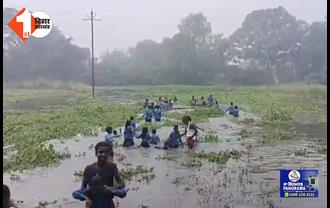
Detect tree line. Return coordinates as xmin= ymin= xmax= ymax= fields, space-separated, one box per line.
xmin=3 ymin=7 xmax=327 ymax=86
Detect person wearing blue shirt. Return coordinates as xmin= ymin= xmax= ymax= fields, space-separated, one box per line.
xmin=225 ymin=102 xmax=235 ymax=115
xmin=150 ymin=129 xmax=160 ymax=145
xmin=136 ymin=127 xmax=151 ymax=148
xmin=123 ymin=120 xmax=135 ymax=147
xmin=141 ymin=106 xmax=154 ymax=123
xmin=164 ymin=125 xmax=185 ymax=149
xmin=104 ymin=127 xmax=114 ymax=145
xmin=153 ymin=105 xmax=162 ymax=122
xmin=130 ymin=116 xmax=137 ymax=131
xmin=232 ymin=105 xmax=240 ymax=117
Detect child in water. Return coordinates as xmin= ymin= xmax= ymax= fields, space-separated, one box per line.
xmin=123 ymin=120 xmax=135 ymax=147
xmin=225 ymin=102 xmax=235 ymax=115
xmin=136 ymin=127 xmax=151 ymax=148
xmin=150 ymin=129 xmax=160 ymax=145
xmin=104 ymin=127 xmax=114 ymax=145
xmin=164 ymin=125 xmax=185 ymax=149
xmin=141 ymin=106 xmax=154 ymax=123
xmin=153 ymin=105 xmax=162 ymax=122
xmin=182 ymin=115 xmax=204 ymax=149
xmin=130 ymin=116 xmax=137 ymax=132
xmin=232 ymin=105 xmax=240 ymax=117
xmin=72 ymin=174 xmax=126 ymax=208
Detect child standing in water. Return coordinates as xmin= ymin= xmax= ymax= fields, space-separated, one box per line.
xmin=136 ymin=127 xmax=151 ymax=148
xmin=123 ymin=120 xmax=135 ymax=147
xmin=182 ymin=115 xmax=205 ymax=149
xmin=141 ymin=106 xmax=154 ymax=123
xmin=153 ymin=105 xmax=162 ymax=122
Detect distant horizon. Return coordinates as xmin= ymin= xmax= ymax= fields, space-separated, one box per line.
xmin=3 ymin=0 xmax=327 ymax=56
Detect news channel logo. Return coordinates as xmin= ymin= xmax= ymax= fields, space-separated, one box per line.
xmin=7 ymin=8 xmax=52 ymax=42
xmin=280 ymin=169 xmax=319 ymax=198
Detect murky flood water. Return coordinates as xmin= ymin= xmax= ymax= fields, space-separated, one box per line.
xmin=3 ymin=110 xmax=327 ymax=208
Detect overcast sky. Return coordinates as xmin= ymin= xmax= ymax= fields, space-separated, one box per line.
xmin=4 ymin=0 xmax=327 ymax=56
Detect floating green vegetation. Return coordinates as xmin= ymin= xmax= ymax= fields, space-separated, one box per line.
xmin=261 ymin=130 xmax=296 ymax=144
xmin=187 ymin=107 xmax=225 ymax=122
xmin=239 ymin=128 xmax=252 ymax=138
xmin=156 ymin=153 xmax=177 ymax=161
xmin=317 ymin=145 xmax=327 ymax=154
xmin=261 ymin=104 xmax=293 ymax=124
xmin=3 ymin=99 xmax=138 ymax=172
xmin=181 ymin=159 xmax=203 ymax=168
xmin=199 ymin=133 xmax=220 ymax=143
xmin=3 ymin=144 xmax=71 ymax=172
xmin=193 ymin=150 xmax=241 ymax=165
xmin=120 ymin=165 xmax=155 ymax=181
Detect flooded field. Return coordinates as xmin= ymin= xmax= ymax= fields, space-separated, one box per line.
xmin=3 ymin=107 xmax=327 ymax=208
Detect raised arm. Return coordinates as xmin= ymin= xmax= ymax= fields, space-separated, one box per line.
xmin=192 ymin=123 xmax=204 ymax=131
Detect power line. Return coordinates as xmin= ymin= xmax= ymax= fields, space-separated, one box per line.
xmin=83 ymin=9 xmax=101 ymax=99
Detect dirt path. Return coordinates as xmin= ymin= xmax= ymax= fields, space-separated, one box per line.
xmin=3 ymin=107 xmax=327 ymax=208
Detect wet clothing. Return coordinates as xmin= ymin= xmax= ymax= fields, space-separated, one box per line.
xmin=226 ymin=105 xmax=235 ymax=115
xmin=73 ymin=187 xmax=127 ymax=201
xmin=166 ymin=131 xmax=183 ymax=147
xmin=73 ymin=187 xmax=114 ymax=208
xmin=80 ymin=162 xmax=124 ymax=208
xmin=105 ymin=133 xmax=114 ymax=144
xmin=207 ymin=96 xmax=214 ymax=105
xmin=154 ymin=109 xmax=162 ymax=121
xmin=123 ymin=126 xmax=134 ymax=147
xmin=82 ymin=162 xmax=123 ymax=189
xmin=186 ymin=122 xmax=198 ymax=149
xmin=131 ymin=121 xmax=137 ymax=131
xmin=232 ymin=106 xmax=239 ymax=117
xmin=137 ymin=133 xmax=151 ymax=148
xmin=144 ymin=109 xmax=154 ymax=122
xmin=150 ymin=134 xmax=160 ymax=145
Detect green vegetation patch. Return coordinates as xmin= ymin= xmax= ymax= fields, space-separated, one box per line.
xmin=199 ymin=133 xmax=220 ymax=143
xmin=193 ymin=150 xmax=241 ymax=165
xmin=261 ymin=130 xmax=297 ymax=144
xmin=120 ymin=164 xmax=155 ymax=181
xmin=3 ymin=99 xmax=138 ymax=172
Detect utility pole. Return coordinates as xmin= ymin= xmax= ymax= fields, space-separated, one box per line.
xmin=83 ymin=9 xmax=100 ymax=98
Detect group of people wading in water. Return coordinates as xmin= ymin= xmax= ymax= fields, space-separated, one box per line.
xmin=3 ymin=96 xmax=239 ymax=208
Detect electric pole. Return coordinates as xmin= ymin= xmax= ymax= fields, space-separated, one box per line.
xmin=83 ymin=9 xmax=100 ymax=98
